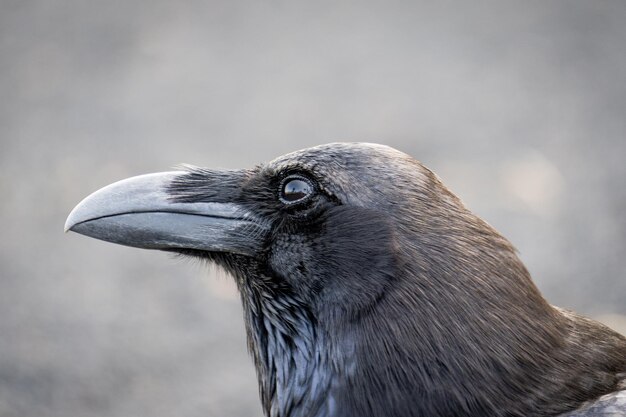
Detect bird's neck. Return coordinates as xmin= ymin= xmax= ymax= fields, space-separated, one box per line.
xmin=236 ymin=274 xmax=625 ymax=417
xmin=237 ymin=276 xmax=339 ymax=417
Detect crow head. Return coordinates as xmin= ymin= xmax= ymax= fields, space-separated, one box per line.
xmin=66 ymin=143 xmax=626 ymax=417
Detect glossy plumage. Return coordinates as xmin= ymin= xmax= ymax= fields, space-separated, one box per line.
xmin=67 ymin=143 xmax=626 ymax=417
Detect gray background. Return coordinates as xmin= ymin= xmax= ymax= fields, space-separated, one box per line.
xmin=1 ymin=1 xmax=625 ymax=416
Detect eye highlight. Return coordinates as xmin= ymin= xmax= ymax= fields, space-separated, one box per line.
xmin=280 ymin=176 xmax=314 ymax=204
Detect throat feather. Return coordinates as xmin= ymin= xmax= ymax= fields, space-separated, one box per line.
xmin=243 ymin=286 xmax=334 ymax=417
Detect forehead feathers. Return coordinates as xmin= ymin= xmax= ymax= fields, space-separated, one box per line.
xmin=265 ymin=143 xmax=436 ymax=210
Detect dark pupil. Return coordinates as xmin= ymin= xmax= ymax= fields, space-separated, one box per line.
xmin=283 ymin=179 xmax=311 ymax=202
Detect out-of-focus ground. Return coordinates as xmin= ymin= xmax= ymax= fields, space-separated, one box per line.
xmin=1 ymin=1 xmax=625 ymax=416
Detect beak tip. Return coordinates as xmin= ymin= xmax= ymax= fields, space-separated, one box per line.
xmin=64 ymin=213 xmax=77 ymax=233
xmin=65 ymin=197 xmax=87 ymax=233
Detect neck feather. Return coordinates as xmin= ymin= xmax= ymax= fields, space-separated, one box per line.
xmin=237 ymin=273 xmax=337 ymax=417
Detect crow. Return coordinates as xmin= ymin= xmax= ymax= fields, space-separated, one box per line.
xmin=65 ymin=143 xmax=626 ymax=417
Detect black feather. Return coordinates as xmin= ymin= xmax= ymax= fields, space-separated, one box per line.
xmin=168 ymin=143 xmax=626 ymax=416
xmin=75 ymin=143 xmax=626 ymax=417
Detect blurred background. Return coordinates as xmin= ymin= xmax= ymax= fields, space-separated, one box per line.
xmin=1 ymin=1 xmax=625 ymax=416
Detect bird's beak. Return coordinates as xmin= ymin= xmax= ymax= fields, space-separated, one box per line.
xmin=65 ymin=171 xmax=266 ymax=256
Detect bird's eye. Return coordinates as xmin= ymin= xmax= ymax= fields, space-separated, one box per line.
xmin=280 ymin=176 xmax=314 ymax=204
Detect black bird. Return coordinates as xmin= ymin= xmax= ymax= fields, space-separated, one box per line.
xmin=65 ymin=143 xmax=626 ymax=417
